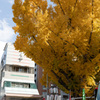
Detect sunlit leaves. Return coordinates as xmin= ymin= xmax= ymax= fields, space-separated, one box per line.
xmin=12 ymin=0 xmax=100 ymax=96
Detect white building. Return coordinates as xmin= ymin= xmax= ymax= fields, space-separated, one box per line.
xmin=0 ymin=43 xmax=41 ymax=100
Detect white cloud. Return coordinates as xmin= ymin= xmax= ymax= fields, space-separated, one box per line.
xmin=0 ymin=19 xmax=14 ymax=42
xmin=8 ymin=0 xmax=14 ymax=5
xmin=8 ymin=0 xmax=25 ymax=4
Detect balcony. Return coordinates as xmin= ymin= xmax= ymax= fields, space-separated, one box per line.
xmin=4 ymin=87 xmax=39 ymax=95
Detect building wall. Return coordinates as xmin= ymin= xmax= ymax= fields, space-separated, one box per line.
xmin=6 ymin=96 xmax=41 ymax=100
xmin=34 ymin=64 xmax=47 ymax=99
xmin=1 ymin=71 xmax=35 ymax=87
xmin=1 ymin=43 xmax=35 ymax=70
xmin=0 ymin=43 xmax=41 ymax=100
xmin=34 ymin=64 xmax=43 ymax=95
xmin=34 ymin=64 xmax=37 ymax=84
xmin=34 ymin=64 xmax=69 ymax=100
xmin=4 ymin=87 xmax=38 ymax=95
xmin=37 ymin=65 xmax=44 ymax=95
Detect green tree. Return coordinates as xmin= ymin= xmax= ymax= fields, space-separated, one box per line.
xmin=12 ymin=0 xmax=100 ymax=96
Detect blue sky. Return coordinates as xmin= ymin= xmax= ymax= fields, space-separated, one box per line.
xmin=0 ymin=0 xmax=15 ymax=60
xmin=0 ymin=0 xmax=54 ymax=43
xmin=0 ymin=0 xmax=16 ymax=43
xmin=0 ymin=0 xmax=54 ymax=59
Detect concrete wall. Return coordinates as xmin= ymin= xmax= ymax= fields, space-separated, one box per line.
xmin=0 ymin=43 xmax=40 ymax=100
xmin=37 ymin=65 xmax=43 ymax=95
xmin=4 ymin=87 xmax=39 ymax=95
xmin=1 ymin=43 xmax=35 ymax=69
xmin=1 ymin=71 xmax=35 ymax=87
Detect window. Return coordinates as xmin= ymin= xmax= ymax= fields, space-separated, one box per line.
xmin=11 ymin=82 xmax=36 ymax=89
xmin=35 ymin=69 xmax=36 ymax=71
xmin=4 ymin=55 xmax=6 ymax=60
xmin=1 ymin=55 xmax=6 ymax=67
xmin=11 ymin=66 xmax=31 ymax=73
xmin=31 ymin=68 xmax=34 ymax=74
xmin=11 ymin=82 xmax=29 ymax=88
xmin=35 ymin=74 xmax=36 ymax=77
xmin=34 ymin=80 xmax=36 ymax=83
xmin=6 ymin=65 xmax=33 ymax=74
xmin=24 ymin=84 xmax=29 ymax=88
xmin=1 ymin=59 xmax=4 ymax=66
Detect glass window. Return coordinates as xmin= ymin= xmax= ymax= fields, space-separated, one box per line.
xmin=15 ymin=83 xmax=19 ymax=88
xmin=9 ymin=66 xmax=12 ymax=71
xmin=1 ymin=59 xmax=4 ymax=66
xmin=11 ymin=82 xmax=30 ymax=88
xmin=10 ymin=66 xmax=32 ymax=73
xmin=12 ymin=83 xmax=15 ymax=87
xmin=24 ymin=84 xmax=29 ymax=88
xmin=32 ymin=68 xmax=34 ymax=74
xmin=24 ymin=68 xmax=27 ymax=72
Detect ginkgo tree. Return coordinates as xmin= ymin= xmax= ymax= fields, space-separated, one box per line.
xmin=12 ymin=0 xmax=100 ymax=96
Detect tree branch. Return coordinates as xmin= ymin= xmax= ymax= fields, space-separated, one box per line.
xmin=47 ymin=40 xmax=56 ymax=54
xmin=89 ymin=0 xmax=94 ymax=44
xmin=32 ymin=36 xmax=37 ymax=42
xmin=33 ymin=1 xmax=41 ymax=10
xmin=51 ymin=70 xmax=69 ymax=90
xmin=57 ymin=0 xmax=65 ymax=15
xmin=25 ymin=0 xmax=82 ymax=58
xmin=67 ymin=0 xmax=78 ymax=31
xmin=74 ymin=0 xmax=78 ymax=10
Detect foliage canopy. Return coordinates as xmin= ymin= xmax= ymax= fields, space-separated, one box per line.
xmin=12 ymin=0 xmax=100 ymax=96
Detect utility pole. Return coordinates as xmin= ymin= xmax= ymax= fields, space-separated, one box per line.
xmin=47 ymin=74 xmax=49 ymax=95
xmin=47 ymin=74 xmax=49 ymax=100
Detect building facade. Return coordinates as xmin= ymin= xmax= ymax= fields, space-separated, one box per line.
xmin=34 ymin=64 xmax=69 ymax=100
xmin=34 ymin=64 xmax=47 ymax=99
xmin=0 ymin=43 xmax=41 ymax=100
